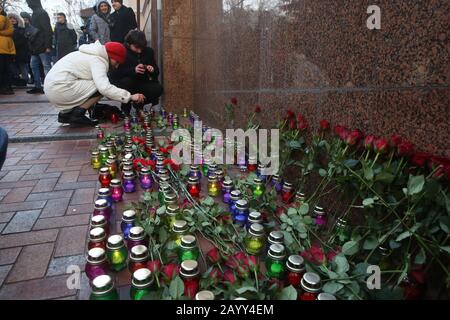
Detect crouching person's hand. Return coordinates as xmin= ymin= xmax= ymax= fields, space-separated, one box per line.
xmin=131 ymin=94 xmax=145 ymax=104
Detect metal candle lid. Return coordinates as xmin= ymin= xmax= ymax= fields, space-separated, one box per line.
xmin=268 ymin=244 xmax=286 ymax=260
xmin=208 ymin=174 xmax=218 ymax=183
xmin=195 ymin=290 xmax=215 ymax=300
xmin=180 ymin=260 xmax=199 ymax=278
xmin=173 ymin=220 xmax=188 ymax=233
xmin=91 ymin=150 xmax=99 ymax=156
xmin=99 ymin=167 xmax=109 ymax=174
xmin=122 ymin=210 xmax=136 ymax=222
xmin=215 ymin=169 xmax=224 ymax=179
xmin=248 ymin=212 xmax=263 ymax=224
xmin=336 ymin=218 xmax=348 ymax=227
xmin=124 ymin=171 xmax=135 ymax=180
xmin=89 ymin=227 xmax=106 ymax=242
xmin=110 ymin=179 xmax=121 ymax=187
xmin=167 ymin=204 xmax=180 ymax=216
xmin=107 ymin=235 xmax=125 ymax=249
xmin=190 ymin=165 xmax=200 ymax=171
xmin=301 ymin=272 xmax=322 ymax=293
xmin=87 ymin=247 xmax=107 ymax=264
xmin=317 ymin=293 xmax=336 ymax=300
xmin=98 ymin=188 xmax=111 ymax=197
xmin=130 ymin=245 xmax=149 ymax=262
xmin=249 ymin=223 xmax=264 ymax=237
xmin=164 ymin=193 xmax=177 ymax=204
xmin=295 ymin=191 xmax=306 ymax=200
xmin=222 ymin=179 xmax=233 ymax=188
xmin=283 ymin=182 xmax=293 ymax=190
xmin=91 ymin=215 xmax=106 ymax=229
xmin=235 ymin=199 xmax=248 ymax=211
xmin=268 ymin=231 xmax=284 ymax=245
xmin=272 ymin=174 xmax=280 ymax=182
xmin=248 ymin=156 xmax=257 ymax=164
xmin=140 ymin=167 xmax=151 ymax=175
xmin=99 ymin=147 xmax=108 ymax=153
xmin=92 ymin=275 xmax=115 ymax=295
xmin=286 ymin=255 xmax=305 ymax=273
xmin=180 ymin=235 xmax=197 ymax=249
xmin=253 ymin=177 xmax=263 ymax=185
xmin=230 ymin=190 xmax=241 ymax=200
xmin=129 ymin=226 xmax=145 ymax=240
xmin=188 ymin=176 xmax=200 ymax=185
xmin=132 ymin=268 xmax=153 ymax=288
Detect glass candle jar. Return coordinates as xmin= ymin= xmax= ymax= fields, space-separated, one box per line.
xmin=244 ymin=223 xmax=265 ymax=255
xmin=195 ymin=291 xmax=215 ymax=301
xmin=281 ymin=182 xmax=295 ymax=204
xmin=93 ymin=199 xmax=112 ymax=222
xmin=295 ymin=191 xmax=306 ymax=206
xmin=121 ymin=210 xmax=136 ymax=240
xmin=286 ymin=255 xmax=306 ymax=287
xmin=257 ymin=164 xmax=267 ymax=181
xmin=91 ymin=151 xmax=101 ymax=170
xmin=207 ymin=174 xmax=220 ymax=197
xmin=268 ymin=231 xmax=285 ymax=247
xmin=90 ymin=275 xmax=119 ymax=300
xmin=187 ymin=176 xmax=201 ymax=198
xmin=99 ymin=147 xmax=110 ymax=166
xmin=214 ymin=169 xmax=224 ymax=183
xmin=139 ymin=167 xmax=153 ymax=190
xmin=99 ymin=167 xmax=112 ymax=188
xmin=178 ymin=235 xmax=200 ymax=262
xmin=130 ymin=268 xmax=154 ymax=300
xmin=85 ymin=248 xmax=109 ymax=281
xmin=180 ymin=260 xmax=200 ymax=299
xmin=265 ymin=244 xmax=286 ymax=279
xmin=127 ymin=226 xmax=147 ymax=250
xmin=107 ymin=159 xmax=118 ymax=179
xmin=172 ymin=220 xmax=189 ymax=246
xmin=300 ymin=272 xmax=322 ymax=300
xmin=96 ymin=188 xmax=113 ymax=208
xmin=96 ymin=126 xmax=104 ymax=140
xmin=247 ymin=156 xmax=257 ymax=172
xmin=106 ymin=235 xmax=128 ymax=272
xmin=229 ymin=190 xmax=241 ymax=213
xmin=317 ymin=293 xmax=337 ymax=300
xmin=202 ymin=159 xmax=212 ymax=177
xmin=158 ymin=183 xmax=171 ymax=206
xmin=123 ymin=117 xmax=131 ymax=130
xmin=166 ymin=204 xmax=181 ymax=229
xmin=110 ymin=179 xmax=123 ymax=202
xmin=164 ymin=192 xmax=178 ymax=207
xmin=88 ymin=227 xmax=107 ymax=251
xmin=129 ymin=245 xmax=149 ymax=274
xmin=271 ymin=174 xmax=283 ymax=194
xmin=189 ymin=165 xmax=202 ymax=179
xmin=90 ymin=215 xmax=109 ymax=236
xmin=233 ymin=199 xmax=249 ymax=227
xmin=247 ymin=211 xmax=263 ymax=230
xmin=253 ymin=177 xmax=265 ymax=198
xmin=221 ymin=179 xmax=233 ymax=204
xmin=334 ymin=218 xmax=351 ymax=245
xmin=123 ymin=171 xmax=136 ymax=193
xmin=313 ymin=206 xmax=327 ymax=226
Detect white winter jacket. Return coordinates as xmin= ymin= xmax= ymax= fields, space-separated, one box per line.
xmin=44 ymin=41 xmax=131 ymax=110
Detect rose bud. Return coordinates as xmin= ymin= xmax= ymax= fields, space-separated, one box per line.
xmin=345 ymin=129 xmax=363 ymax=146
xmin=374 ymin=138 xmax=389 ymax=154
xmin=286 ymin=110 xmax=296 ymax=119
xmin=254 ymin=105 xmax=262 ymax=113
xmin=390 ymin=134 xmax=403 ymax=147
xmin=223 ymin=270 xmax=237 ymax=284
xmin=244 ymin=255 xmax=259 ymax=272
xmin=411 ymin=152 xmax=431 ymax=167
xmin=320 ymin=120 xmax=330 ymax=131
xmin=208 ymin=267 xmax=222 ymax=284
xmin=364 ymin=135 xmax=376 ymax=150
xmin=297 ymin=120 xmax=308 ymax=132
xmin=206 ymin=247 xmax=220 ymax=264
xmin=231 ymin=97 xmax=238 ymax=105
xmin=147 ymin=260 xmax=161 ymax=273
xmin=397 ymin=141 xmax=415 ymax=157
xmin=289 ymin=119 xmax=297 ymax=130
xmin=162 ymin=263 xmax=179 ymax=281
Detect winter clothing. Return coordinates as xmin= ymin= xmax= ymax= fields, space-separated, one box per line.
xmin=105 ymin=41 xmax=126 ymax=64
xmin=89 ymin=1 xmax=112 ymax=45
xmin=26 ymin=0 xmax=53 ymax=55
xmin=55 ymin=21 xmax=77 ymax=60
xmin=110 ymin=5 xmax=137 ymax=43
xmin=30 ymin=51 xmax=51 ymax=89
xmin=0 ymin=127 xmax=8 ymax=171
xmin=78 ymin=30 xmax=90 ymax=47
xmin=8 ymin=13 xmax=30 ymax=63
xmin=44 ymin=41 xmax=131 ymax=111
xmin=0 ymin=15 xmax=16 ymax=55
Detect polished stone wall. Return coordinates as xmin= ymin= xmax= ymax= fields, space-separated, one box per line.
xmin=161 ymin=0 xmax=449 ymax=156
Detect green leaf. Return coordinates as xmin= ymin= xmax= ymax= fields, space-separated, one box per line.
xmin=439 ymin=217 xmax=449 ymax=234
xmin=278 ymin=285 xmax=297 ymax=300
xmin=169 ymin=276 xmax=184 ymax=299
xmin=363 ymin=198 xmax=375 ymax=208
xmin=363 ymin=236 xmax=379 ymax=250
xmin=414 ymin=248 xmax=426 ymax=265
xmin=344 ymin=159 xmax=359 ymax=168
xmin=440 ymin=246 xmax=450 ymax=255
xmin=334 ymin=254 xmax=350 ymax=274
xmin=396 ymin=231 xmax=412 ymax=242
xmin=364 ymin=167 xmax=374 ymax=181
xmin=375 ymin=172 xmax=395 ymax=184
xmin=201 ymin=197 xmax=215 ymax=206
xmin=319 ymin=169 xmax=327 ymax=177
xmin=298 ymin=203 xmax=310 ymax=215
xmin=287 ymin=208 xmax=297 ymax=216
xmin=342 ymin=241 xmax=359 ymax=256
xmin=407 ymin=175 xmax=425 ymax=196
xmin=236 ymin=286 xmax=258 ymax=295
xmin=156 ymin=205 xmax=166 ymax=215
xmin=323 ymin=281 xmax=344 ymax=294
xmin=288 ymin=140 xmax=302 ymax=150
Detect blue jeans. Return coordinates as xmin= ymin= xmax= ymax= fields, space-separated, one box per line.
xmin=0 ymin=127 xmax=8 ymax=171
xmin=30 ymin=52 xmax=52 ymax=88
xmin=10 ymin=62 xmax=29 ymax=83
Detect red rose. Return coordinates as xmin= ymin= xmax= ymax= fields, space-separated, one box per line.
xmin=411 ymin=152 xmax=431 ymax=167
xmin=301 ymin=245 xmax=325 ymax=265
xmin=244 ymin=255 xmax=258 ymax=272
xmin=208 ymin=267 xmax=222 ymax=284
xmin=254 ymin=105 xmax=262 ymax=113
xmin=364 ymin=135 xmax=376 ymax=150
xmin=390 ymin=135 xmax=402 ymax=147
xmin=147 ymin=260 xmax=161 ymax=273
xmin=231 ymin=97 xmax=238 ymax=105
xmin=286 ymin=110 xmax=296 ymax=119
xmin=397 ymin=141 xmax=415 ymax=157
xmin=320 ymin=120 xmax=330 ymax=131
xmin=374 ymin=138 xmax=389 ymax=154
xmin=206 ymin=247 xmax=220 ymax=264
xmin=275 ymin=206 xmax=286 ymax=218
xmin=334 ymin=125 xmax=350 ymax=141
xmin=297 ymin=119 xmax=309 ymax=132
xmin=297 ymin=114 xmax=305 ymax=122
xmin=223 ymin=270 xmax=236 ymax=284
xmin=217 ymin=214 xmax=232 ymax=224
xmin=288 ymin=119 xmax=297 ymax=130
xmin=162 ymin=263 xmax=179 ymax=281
xmin=345 ymin=129 xmax=364 ymax=146
xmin=445 ymin=164 xmax=450 ymax=180
xmin=225 ymin=255 xmax=238 ymax=269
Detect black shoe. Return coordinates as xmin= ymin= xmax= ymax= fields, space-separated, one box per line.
xmin=69 ymin=107 xmax=99 ymax=127
xmin=58 ymin=111 xmax=71 ymax=124
xmin=27 ymin=87 xmax=44 ymax=94
xmin=0 ymin=88 xmax=14 ymax=95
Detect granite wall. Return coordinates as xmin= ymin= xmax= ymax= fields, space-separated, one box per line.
xmin=161 ymin=0 xmax=449 ymax=157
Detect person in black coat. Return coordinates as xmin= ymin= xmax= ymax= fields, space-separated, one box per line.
xmin=110 ymin=0 xmax=137 ymax=43
xmin=78 ymin=25 xmax=90 ymax=47
xmin=8 ymin=13 xmax=30 ymax=85
xmin=110 ymin=30 xmax=163 ymax=116
xmin=25 ymin=0 xmax=53 ymax=94
xmin=54 ymin=13 xmax=77 ymax=61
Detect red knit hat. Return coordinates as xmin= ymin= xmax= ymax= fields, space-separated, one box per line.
xmin=105 ymin=42 xmax=127 ymax=64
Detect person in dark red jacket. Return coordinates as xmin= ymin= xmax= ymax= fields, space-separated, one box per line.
xmin=110 ymin=0 xmax=137 ymax=43
xmin=110 ymin=30 xmax=163 ymax=116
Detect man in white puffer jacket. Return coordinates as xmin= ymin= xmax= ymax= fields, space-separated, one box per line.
xmin=44 ymin=41 xmax=145 ymax=126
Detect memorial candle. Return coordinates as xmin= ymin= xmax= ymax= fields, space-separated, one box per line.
xmin=286 ymin=255 xmax=305 ymax=287
xmin=128 ymin=245 xmax=149 ymax=274
xmin=110 ymin=179 xmax=123 ymax=202
xmin=88 ymin=227 xmax=107 ymax=251
xmin=313 ymin=206 xmax=327 ymax=227
xmin=166 ymin=204 xmax=181 ymax=229
xmin=207 ymin=174 xmax=220 ymax=197
xmin=93 ymin=199 xmax=111 ymax=222
xmin=106 ymin=235 xmax=128 ymax=272
xmin=265 ymin=244 xmax=286 ymax=279
xmin=233 ymin=199 xmax=249 ymax=227
xmin=139 ymin=167 xmax=153 ymax=190
xmin=127 ymin=226 xmax=147 ymax=250
xmin=90 ymin=215 xmax=109 ymax=237
xmin=300 ymin=273 xmax=322 ymax=301
xmin=85 ymin=248 xmax=109 ymax=281
xmin=180 ymin=260 xmax=200 ymax=299
xmin=99 ymin=147 xmax=110 ymax=166
xmin=187 ymin=176 xmax=201 ymax=198
xmin=244 ymin=223 xmax=265 ymax=255
xmin=252 ymin=177 xmax=265 ymax=198
xmin=281 ymin=182 xmax=295 ymax=204
xmin=96 ymin=188 xmax=113 ymax=208
xmin=122 ymin=171 xmax=136 ymax=193
xmin=91 ymin=151 xmax=101 ymax=169
xmin=99 ymin=167 xmax=112 ymax=188
xmin=90 ymin=275 xmax=119 ymax=300
xmin=221 ymin=179 xmax=233 ymax=204
xmin=121 ymin=210 xmax=136 ymax=240
xmin=130 ymin=268 xmax=153 ymax=300
xmin=178 ymin=235 xmax=200 ymax=262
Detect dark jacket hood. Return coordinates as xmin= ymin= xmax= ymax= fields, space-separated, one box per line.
xmin=96 ymin=0 xmax=111 ymax=14
xmin=26 ymin=0 xmax=43 ymax=10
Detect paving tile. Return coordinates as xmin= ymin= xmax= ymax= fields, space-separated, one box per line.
xmin=70 ymin=188 xmax=95 ymax=205
xmin=0 ymin=275 xmax=77 ymax=300
xmin=21 ymin=172 xmax=61 ymax=181
xmin=26 ymin=163 xmax=49 ymax=175
xmin=0 ymin=265 xmax=12 ymax=287
xmin=39 ymin=198 xmax=71 ymax=218
xmin=0 ymin=170 xmax=27 ymax=182
xmin=53 ymin=181 xmax=96 ymax=191
xmin=54 ymin=225 xmax=88 ymax=257
xmin=0 ymin=229 xmax=58 ymax=249
xmin=6 ymin=243 xmax=54 ymax=283
xmin=33 ymin=214 xmax=90 ymax=230
xmin=1 ymin=187 xmax=33 ymax=204
xmin=46 ymin=254 xmax=86 ymax=277
xmin=66 ymin=204 xmax=92 ymax=215
xmin=2 ymin=210 xmax=41 ymax=234
xmin=78 ymin=272 xmax=91 ymax=300
xmin=77 ymin=175 xmax=98 ymax=182
xmin=0 ymin=248 xmax=22 ymax=266
xmin=0 ymin=200 xmax=46 ymax=213
xmin=26 ymin=190 xmax=73 ymax=202
xmin=0 ymin=212 xmax=15 ymax=223
xmin=0 ymin=180 xmax=38 ymax=190
xmin=32 ymin=178 xmax=58 ymax=193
